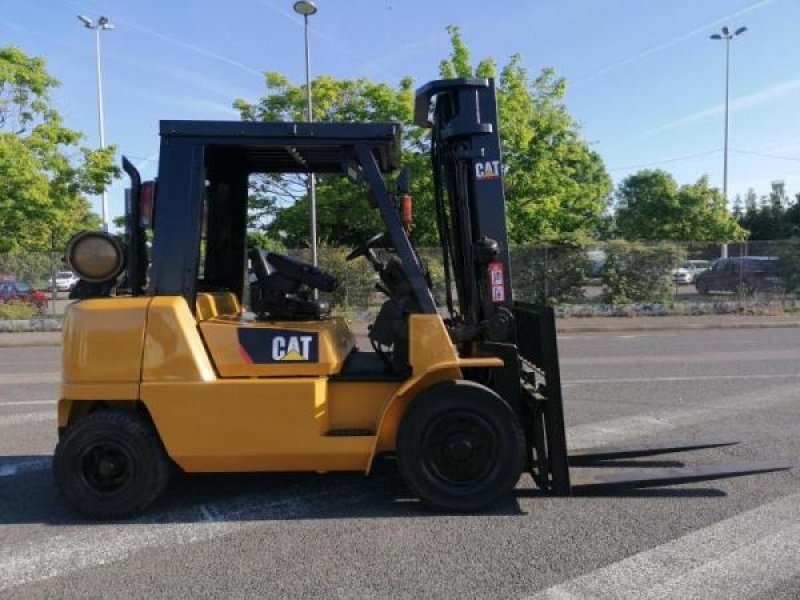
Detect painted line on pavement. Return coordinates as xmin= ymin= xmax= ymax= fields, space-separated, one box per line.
xmin=0 ymin=412 xmax=52 ymax=427
xmin=0 ymin=400 xmax=55 ymax=406
xmin=0 ymin=372 xmax=59 ymax=385
xmin=567 ymin=383 xmax=798 ymax=449
xmin=0 ymin=480 xmax=375 ymax=592
xmin=528 ymin=492 xmax=800 ymax=600
xmin=0 ymin=385 xmax=795 ymax=591
xmin=561 ymin=348 xmax=800 ymax=366
xmin=564 ymin=373 xmax=800 ymax=385
xmin=0 ymin=361 xmax=60 ymax=367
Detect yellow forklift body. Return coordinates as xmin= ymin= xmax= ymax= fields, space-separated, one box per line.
xmin=59 ymin=296 xmax=503 ymax=473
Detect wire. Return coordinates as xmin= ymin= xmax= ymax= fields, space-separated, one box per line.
xmin=607 ymin=149 xmax=722 ymax=172
xmin=731 ymin=149 xmax=800 ymax=163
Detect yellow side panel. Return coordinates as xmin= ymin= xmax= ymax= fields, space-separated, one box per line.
xmin=141 ymin=378 xmax=373 ymax=472
xmin=61 ymin=383 xmax=139 ymax=400
xmin=200 ymin=317 xmax=355 ymax=377
xmin=408 ymin=314 xmax=458 ymax=374
xmin=62 ymin=297 xmax=151 ymax=384
xmin=327 ymin=381 xmax=401 ymax=431
xmin=142 ymin=296 xmax=216 ymax=382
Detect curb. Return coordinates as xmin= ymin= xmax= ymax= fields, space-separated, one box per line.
xmin=0 ymin=319 xmax=62 ymax=334
xmin=3 ymin=319 xmax=800 ymax=348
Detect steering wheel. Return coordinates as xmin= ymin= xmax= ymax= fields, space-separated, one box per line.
xmin=346 ymin=232 xmax=390 ymax=262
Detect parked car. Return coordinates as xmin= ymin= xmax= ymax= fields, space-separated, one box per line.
xmin=0 ymin=279 xmax=48 ymax=310
xmin=671 ymin=260 xmax=711 ymax=284
xmin=695 ymin=256 xmax=784 ymax=294
xmin=54 ymin=271 xmax=80 ymax=292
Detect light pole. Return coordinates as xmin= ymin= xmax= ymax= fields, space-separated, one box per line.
xmin=78 ymin=15 xmax=114 ymax=232
xmin=293 ymin=1 xmax=318 ymax=272
xmin=710 ymin=25 xmax=746 ymax=259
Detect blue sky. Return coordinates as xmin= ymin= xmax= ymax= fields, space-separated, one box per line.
xmin=2 ymin=0 xmax=799 ymax=225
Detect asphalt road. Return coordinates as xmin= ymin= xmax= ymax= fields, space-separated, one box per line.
xmin=1 ymin=328 xmax=799 ymax=599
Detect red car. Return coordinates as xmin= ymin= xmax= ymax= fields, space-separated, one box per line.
xmin=0 ymin=279 xmax=48 ymax=310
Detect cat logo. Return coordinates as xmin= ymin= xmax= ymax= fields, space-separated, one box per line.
xmin=272 ymin=335 xmax=314 ymax=361
xmin=237 ymin=329 xmax=319 ymax=364
xmin=475 ymin=159 xmax=501 ymax=180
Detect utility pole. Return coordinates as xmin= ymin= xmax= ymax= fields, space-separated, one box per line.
xmin=78 ymin=15 xmax=115 ymax=232
xmin=710 ymin=25 xmax=747 ymax=259
xmin=293 ymin=1 xmax=319 ymax=276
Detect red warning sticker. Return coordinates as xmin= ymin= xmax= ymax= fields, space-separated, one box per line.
xmin=488 ymin=261 xmax=505 ymax=303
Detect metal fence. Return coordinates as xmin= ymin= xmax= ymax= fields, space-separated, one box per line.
xmin=3 ymin=240 xmax=800 ymax=318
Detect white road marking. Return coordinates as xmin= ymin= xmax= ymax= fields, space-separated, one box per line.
xmin=0 ymin=361 xmax=60 ymax=367
xmin=0 ymin=372 xmax=795 ymax=592
xmin=559 ymin=334 xmax=679 ymax=341
xmin=0 ymin=457 xmax=50 ymax=478
xmin=564 ymin=373 xmax=800 ymax=385
xmin=0 ymin=412 xmax=52 ymax=427
xmin=0 ymin=372 xmax=59 ymax=385
xmin=0 ymin=482 xmax=373 ymax=592
xmin=0 ymin=400 xmax=55 ymax=406
xmin=567 ymin=384 xmax=798 ymax=449
xmin=562 ymin=348 xmax=800 ymax=366
xmin=528 ymin=492 xmax=800 ymax=600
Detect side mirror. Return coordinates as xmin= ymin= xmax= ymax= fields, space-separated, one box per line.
xmin=396 ymin=168 xmax=410 ymax=195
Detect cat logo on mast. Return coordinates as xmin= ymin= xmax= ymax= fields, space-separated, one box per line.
xmin=475 ymin=159 xmax=501 ymax=180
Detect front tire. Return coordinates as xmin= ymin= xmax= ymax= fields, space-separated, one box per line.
xmin=53 ymin=410 xmax=171 ymax=519
xmin=397 ymin=381 xmax=525 ymax=512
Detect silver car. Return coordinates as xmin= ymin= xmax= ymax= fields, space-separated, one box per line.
xmin=54 ymin=271 xmax=79 ymax=292
xmin=671 ymin=260 xmax=711 ymax=284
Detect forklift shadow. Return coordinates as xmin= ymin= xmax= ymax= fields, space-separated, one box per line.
xmin=0 ymin=455 xmax=530 ymax=525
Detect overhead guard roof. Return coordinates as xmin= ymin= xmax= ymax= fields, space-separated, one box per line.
xmin=159 ymin=120 xmax=402 ymax=173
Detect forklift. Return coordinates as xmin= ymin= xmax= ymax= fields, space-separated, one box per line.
xmin=55 ymin=78 xmax=789 ymax=518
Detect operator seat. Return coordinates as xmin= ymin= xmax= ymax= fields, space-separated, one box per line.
xmin=248 ymin=249 xmax=337 ymax=320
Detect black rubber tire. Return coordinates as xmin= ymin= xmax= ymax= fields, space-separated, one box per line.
xmin=397 ymin=380 xmax=526 ymax=512
xmin=53 ymin=410 xmax=171 ymax=520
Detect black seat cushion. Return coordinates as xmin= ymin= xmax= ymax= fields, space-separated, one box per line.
xmin=266 ymin=252 xmax=338 ymax=293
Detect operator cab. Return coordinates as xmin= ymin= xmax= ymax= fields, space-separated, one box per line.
xmin=121 ymin=121 xmax=437 ymax=379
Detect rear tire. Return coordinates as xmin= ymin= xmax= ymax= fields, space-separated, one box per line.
xmin=397 ymin=381 xmax=525 ymax=512
xmin=53 ymin=410 xmax=171 ymax=519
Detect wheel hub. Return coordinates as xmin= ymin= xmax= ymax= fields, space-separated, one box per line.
xmin=79 ymin=443 xmax=133 ymax=494
xmin=423 ymin=411 xmax=498 ymax=485
xmin=444 ymin=436 xmax=474 ymax=462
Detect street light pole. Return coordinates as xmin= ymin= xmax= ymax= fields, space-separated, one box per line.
xmin=711 ymin=25 xmax=746 ymax=259
xmin=78 ymin=15 xmax=114 ymax=232
xmin=94 ymin=26 xmax=106 ymax=154
xmin=293 ymin=1 xmax=318 ymax=274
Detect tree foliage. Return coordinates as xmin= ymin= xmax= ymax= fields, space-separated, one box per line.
xmin=614 ymin=170 xmax=746 ymax=242
xmin=236 ymin=27 xmax=611 ymax=248
xmin=600 ymin=240 xmax=682 ymax=305
xmin=0 ymin=45 xmax=114 ymax=252
xmin=235 ymin=73 xmax=436 ymax=247
xmin=738 ymin=181 xmax=800 ymax=240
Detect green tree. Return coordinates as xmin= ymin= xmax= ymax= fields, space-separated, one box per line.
xmin=235 ymin=73 xmax=436 ymax=248
xmin=237 ymin=26 xmax=611 ymax=248
xmin=0 ymin=45 xmax=115 ymax=252
xmin=614 ymin=170 xmax=746 ymax=242
xmin=439 ymin=27 xmax=612 ymax=243
xmin=738 ymin=182 xmax=799 ymax=240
